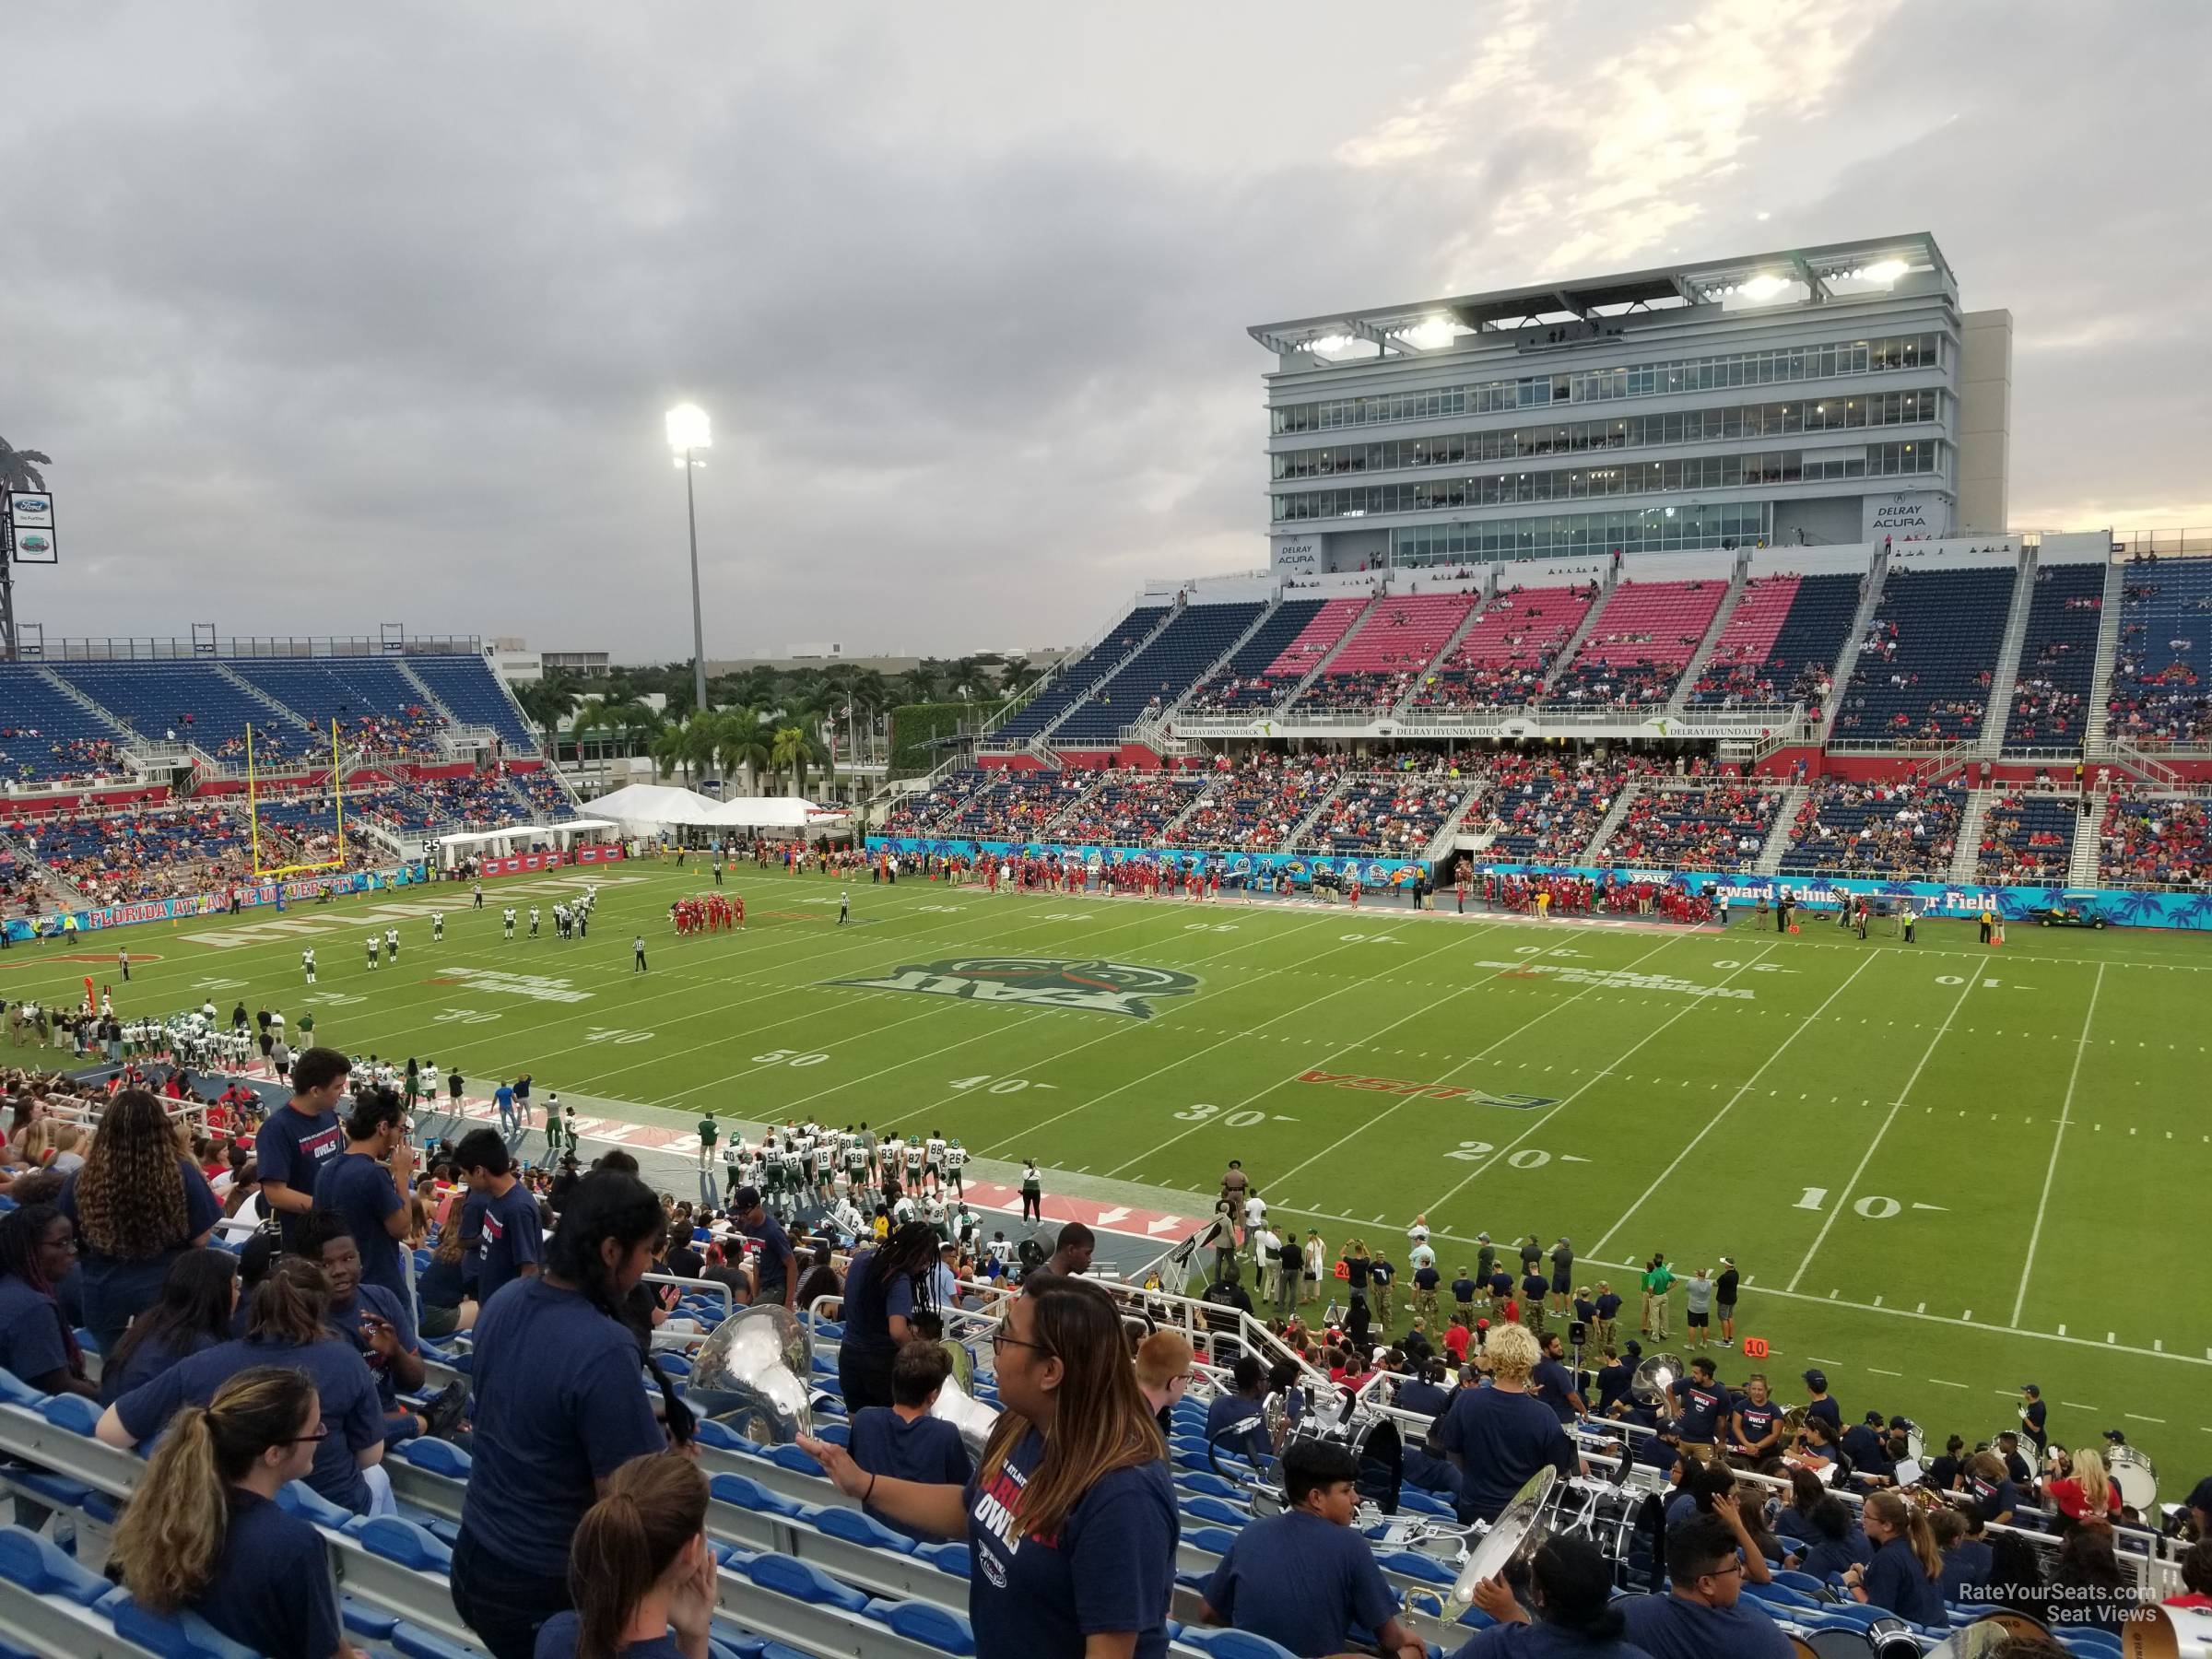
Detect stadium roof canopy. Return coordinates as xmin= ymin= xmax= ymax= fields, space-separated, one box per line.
xmin=1248 ymin=232 xmax=1954 ymax=358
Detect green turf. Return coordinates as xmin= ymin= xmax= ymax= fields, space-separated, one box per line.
xmin=9 ymin=860 xmax=2208 ymax=1484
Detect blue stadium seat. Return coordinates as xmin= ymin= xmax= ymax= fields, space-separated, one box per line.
xmin=341 ymin=1598 xmax=403 ymax=1641
xmin=916 ymin=1540 xmax=971 ymax=1579
xmin=276 ymin=1479 xmax=360 ymax=1531
xmin=104 ymin=1594 xmax=260 ymax=1659
xmin=2002 ymin=561 xmax=2104 ymax=751
xmin=395 ymin=1438 xmax=470 ymax=1478
xmin=0 ymin=1524 xmax=110 ymax=1606
xmin=403 ymin=654 xmax=538 ymax=752
xmin=865 ymin=1597 xmax=978 ymax=1654
xmin=1373 ymin=1549 xmax=1456 ymax=1586
xmin=348 ymin=1515 xmax=453 ymax=1573
xmin=41 ymin=1394 xmax=100 ymax=1438
xmin=762 ymin=1444 xmax=823 ymax=1476
xmin=1184 ymin=1525 xmax=1240 ymax=1558
xmin=1834 ymin=561 xmax=2018 ymax=745
xmin=1182 ymin=599 xmax=1326 ymax=712
xmin=1181 ymin=1496 xmax=1247 ymax=1528
xmin=812 ymin=1505 xmax=918 ymax=1554
xmin=711 ymin=1472 xmax=808 ymax=1520
xmin=1052 ymin=602 xmax=1266 ymax=742
xmin=744 ymin=1552 xmax=872 ymax=1613
xmin=389 ymin=1623 xmax=478 ymax=1659
xmin=1179 ymin=1629 xmax=1301 ymax=1659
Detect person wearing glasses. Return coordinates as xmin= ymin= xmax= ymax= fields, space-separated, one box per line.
xmin=1618 ymin=1512 xmax=1793 ymax=1659
xmin=107 ymin=1365 xmax=359 ymax=1659
xmin=0 ymin=1202 xmax=98 ymax=1399
xmin=100 ymin=1256 xmax=387 ymax=1516
xmin=800 ymin=1273 xmax=1179 ymax=1659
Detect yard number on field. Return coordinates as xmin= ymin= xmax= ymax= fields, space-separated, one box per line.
xmin=1185 ymin=923 xmax=1239 ymax=934
xmin=1174 ymin=1102 xmax=1271 ymax=1129
xmin=584 ymin=1028 xmax=654 ymax=1045
xmin=753 ymin=1048 xmax=829 ymax=1067
xmin=1794 ymin=1187 xmax=1946 ymax=1219
xmin=1445 ymin=1138 xmax=1555 ymax=1170
xmin=432 ymin=1007 xmax=499 ymax=1025
xmin=949 ymin=1076 xmax=1057 ymax=1094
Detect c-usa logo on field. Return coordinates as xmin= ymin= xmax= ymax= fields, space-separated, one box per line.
xmin=827 ymin=956 xmax=1199 ymax=1019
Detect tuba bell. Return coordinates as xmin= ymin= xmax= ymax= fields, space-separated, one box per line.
xmin=927 ymin=1372 xmax=1002 ymax=1462
xmin=685 ymin=1303 xmax=814 ymax=1444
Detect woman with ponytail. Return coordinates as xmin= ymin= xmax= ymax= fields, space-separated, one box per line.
xmin=800 ymin=1273 xmax=1178 ymax=1659
xmin=0 ymin=1202 xmax=96 ymax=1398
xmin=450 ymin=1169 xmax=679 ymax=1659
xmin=110 ymin=1365 xmax=358 ymax=1659
xmin=1460 ymin=1533 xmax=1647 ymax=1655
xmin=99 ymin=1256 xmax=386 ymax=1516
xmin=1847 ymin=1488 xmax=1947 ymax=1625
xmin=534 ymin=1453 xmax=719 ymax=1659
xmin=2049 ymin=1445 xmax=2124 ymax=1524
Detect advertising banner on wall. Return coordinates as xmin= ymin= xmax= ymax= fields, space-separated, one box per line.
xmin=0 ymin=864 xmax=429 ymax=942
xmin=865 ymin=834 xmax=1425 ymax=888
xmin=4 ymin=488 xmax=57 ymax=564
xmin=1861 ymin=490 xmax=1948 ymax=541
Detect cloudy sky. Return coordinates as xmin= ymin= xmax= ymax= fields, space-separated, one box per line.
xmin=5 ymin=1 xmax=2206 ymax=663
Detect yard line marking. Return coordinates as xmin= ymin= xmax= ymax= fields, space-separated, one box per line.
xmin=1806 ymin=1357 xmax=1841 ymax=1366
xmin=1868 ymin=1367 xmax=1902 ymax=1377
xmin=2126 ymin=1413 xmax=2166 ymax=1424
xmin=1927 ymin=1379 xmax=1967 ymax=1389
xmin=1915 ymin=1302 xmax=1925 ymax=1314
xmin=1787 ymin=971 xmax=1981 ymax=1293
xmin=2062 ymin=1401 xmax=2097 ymax=1410
xmin=1260 ymin=933 xmax=1696 ymax=1199
xmin=2008 ymin=962 xmax=2104 ymax=1327
xmin=1414 ymin=941 xmax=1784 ymax=1219
xmin=1593 ymin=951 xmax=1877 ymax=1257
xmin=1872 ymin=1295 xmax=1884 ymax=1307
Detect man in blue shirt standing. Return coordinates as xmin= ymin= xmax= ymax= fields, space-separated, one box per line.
xmin=1434 ymin=1323 xmax=1580 ymax=1524
xmin=315 ymin=1089 xmax=416 ymax=1306
xmin=492 ymin=1080 xmax=516 ymax=1137
xmin=1200 ymin=1439 xmax=1429 ymax=1659
xmin=254 ymin=1047 xmax=352 ymax=1251
xmin=1532 ymin=1331 xmax=1586 ymax=1425
xmin=453 ymin=1129 xmax=541 ymax=1306
xmin=731 ymin=1185 xmax=796 ymax=1310
xmin=844 ymin=1341 xmax=972 ymax=1543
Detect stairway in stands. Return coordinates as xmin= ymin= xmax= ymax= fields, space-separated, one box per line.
xmin=1532 ymin=571 xmax=1617 ymax=700
xmin=1947 ymin=789 xmax=1994 ymax=882
xmin=2079 ymin=556 xmax=2128 ymax=766
xmin=1755 ymin=784 xmax=1809 ymax=874
xmin=1818 ymin=548 xmax=1890 ymax=746
xmin=1973 ymin=547 xmax=2041 ymax=756
xmin=1579 ymin=780 xmax=1643 ymax=862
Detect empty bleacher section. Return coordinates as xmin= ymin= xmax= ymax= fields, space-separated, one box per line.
xmin=1185 ymin=597 xmax=1363 ymax=715
xmin=1778 ymin=781 xmax=1966 ymax=877
xmin=1290 ymin=594 xmax=1475 ymax=712
xmin=1178 ymin=598 xmax=1324 ymax=712
xmin=2001 ymin=559 xmax=2104 ymax=751
xmin=990 ymin=603 xmax=1169 ymax=746
xmin=1054 ymin=773 xmax=1206 ymax=843
xmin=1051 ymin=601 xmax=1265 ymax=741
xmin=1602 ymin=782 xmax=1785 ymax=871
xmin=1685 ymin=571 xmax=1860 ymax=712
xmin=1831 ymin=559 xmax=2018 ymax=745
xmin=1544 ymin=578 xmax=1727 ymax=707
xmin=0 ymin=666 xmax=126 ymax=784
xmin=401 ymin=653 xmax=539 ymax=752
xmin=2107 ymin=555 xmax=2212 ymax=744
xmin=1303 ymin=771 xmax=1476 ymax=857
xmin=1479 ymin=755 xmax=1656 ymax=863
xmin=1405 ymin=584 xmax=1595 ymax=712
xmin=1974 ymin=790 xmax=2079 ymax=883
xmin=231 ymin=658 xmax=449 ymax=758
xmin=2098 ymin=794 xmax=2212 ymax=888
xmin=50 ymin=660 xmax=304 ymax=760
xmin=1175 ymin=756 xmax=1345 ymax=852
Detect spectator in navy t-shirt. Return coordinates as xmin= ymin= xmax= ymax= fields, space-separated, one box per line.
xmin=1844 ymin=1490 xmax=1947 ymax=1626
xmin=1618 ymin=1513 xmax=1794 ymax=1659
xmin=731 ymin=1184 xmax=795 ymax=1309
xmin=454 ymin=1128 xmax=542 ymax=1306
xmin=450 ymin=1170 xmax=682 ymax=1659
xmin=0 ymin=1203 xmax=96 ymax=1398
xmin=315 ymin=1088 xmax=416 ymax=1306
xmin=56 ymin=1088 xmax=222 ymax=1351
xmin=1201 ymin=1438 xmax=1429 ymax=1659
xmin=799 ymin=1273 xmax=1178 ymax=1659
xmin=97 ymin=1246 xmax=236 ymax=1406
xmin=846 ymin=1340 xmax=973 ymax=1542
xmin=105 ymin=1365 xmax=345 ymax=1659
xmin=254 ymin=1047 xmax=352 ymax=1250
xmin=532 ymin=1452 xmax=720 ymax=1659
xmin=300 ymin=1209 xmax=465 ymax=1444
xmin=1433 ymin=1323 xmax=1579 ymax=1524
xmin=1451 ymin=1533 xmax=1650 ymax=1658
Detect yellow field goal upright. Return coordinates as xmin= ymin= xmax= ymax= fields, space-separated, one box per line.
xmin=246 ymin=717 xmax=348 ymax=878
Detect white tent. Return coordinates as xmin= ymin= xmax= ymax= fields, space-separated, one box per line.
xmin=580 ymin=782 xmax=725 ymax=834
xmin=698 ymin=795 xmax=852 ymax=832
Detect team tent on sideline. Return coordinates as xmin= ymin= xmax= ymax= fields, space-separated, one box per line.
xmin=569 ymin=782 xmax=726 ymax=836
xmin=431 ymin=817 xmax=621 ymax=868
xmin=698 ymin=794 xmax=853 ymax=838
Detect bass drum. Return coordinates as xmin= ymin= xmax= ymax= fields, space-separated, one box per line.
xmin=1797 ymin=1621 xmax=1924 ymax=1658
xmin=2117 ymin=1602 xmax=2212 ymax=1658
xmin=2108 ymin=1443 xmax=2159 ymax=1512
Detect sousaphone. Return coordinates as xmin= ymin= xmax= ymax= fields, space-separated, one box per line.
xmin=685 ymin=1302 xmax=814 ymax=1444
xmin=927 ymin=1372 xmax=1001 ymax=1461
xmin=1630 ymin=1352 xmax=1685 ymax=1408
xmin=1446 ymin=1467 xmax=1557 ymax=1611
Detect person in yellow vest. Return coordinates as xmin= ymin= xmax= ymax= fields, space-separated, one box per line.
xmin=1977 ymin=907 xmax=1994 ymax=946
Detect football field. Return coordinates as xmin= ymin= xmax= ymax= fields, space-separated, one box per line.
xmin=12 ymin=860 xmax=2210 ymax=1484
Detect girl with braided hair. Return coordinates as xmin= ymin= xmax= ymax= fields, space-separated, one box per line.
xmin=0 ymin=1201 xmax=95 ymax=1397
xmin=449 ymin=1169 xmax=687 ymax=1659
xmin=59 ymin=1086 xmax=222 ymax=1351
xmin=109 ymin=1365 xmax=359 ymax=1659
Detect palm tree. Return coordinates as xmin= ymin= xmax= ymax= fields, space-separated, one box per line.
xmin=511 ymin=671 xmax=584 ymax=758
xmin=0 ymin=438 xmax=51 ymax=494
xmin=568 ymin=696 xmax=617 ymax=763
xmin=650 ymin=720 xmax=699 ymax=786
xmin=902 ymin=662 xmax=946 ymax=704
xmin=712 ymin=709 xmax=773 ymax=793
xmin=769 ymin=724 xmax=835 ymax=796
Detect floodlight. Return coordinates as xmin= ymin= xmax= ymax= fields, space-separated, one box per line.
xmin=665 ymin=403 xmax=712 ymax=453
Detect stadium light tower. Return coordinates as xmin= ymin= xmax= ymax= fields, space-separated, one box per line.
xmin=665 ymin=403 xmax=712 ymax=713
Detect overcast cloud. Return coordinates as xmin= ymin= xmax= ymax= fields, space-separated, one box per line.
xmin=4 ymin=1 xmax=2206 ymax=662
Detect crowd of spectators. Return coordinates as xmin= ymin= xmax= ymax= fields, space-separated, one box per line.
xmin=1480 ymin=753 xmax=1666 ymax=864
xmin=1780 ymin=780 xmax=1965 ymax=877
xmin=1174 ymin=754 xmax=1347 ymax=853
xmin=1975 ymin=792 xmax=2078 ymax=884
xmin=15 ymin=807 xmax=249 ymax=905
xmin=941 ymin=771 xmax=1094 ymax=839
xmin=0 ymin=732 xmax=124 ymax=786
xmin=2106 ymin=568 xmax=2212 ymax=743
xmin=1304 ymin=772 xmax=1475 ymax=857
xmin=1054 ymin=774 xmax=1205 ymax=844
xmin=1604 ymin=783 xmax=1785 ymax=871
xmin=2097 ymin=794 xmax=2211 ymax=889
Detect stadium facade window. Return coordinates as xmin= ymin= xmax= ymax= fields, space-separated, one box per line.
xmin=1269 ymin=441 xmax=1944 ymax=522
xmin=1270 ymin=390 xmax=1943 ymax=479
xmin=1388 ymin=501 xmax=1774 ymax=564
xmin=1270 ymin=333 xmax=1944 ymax=435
